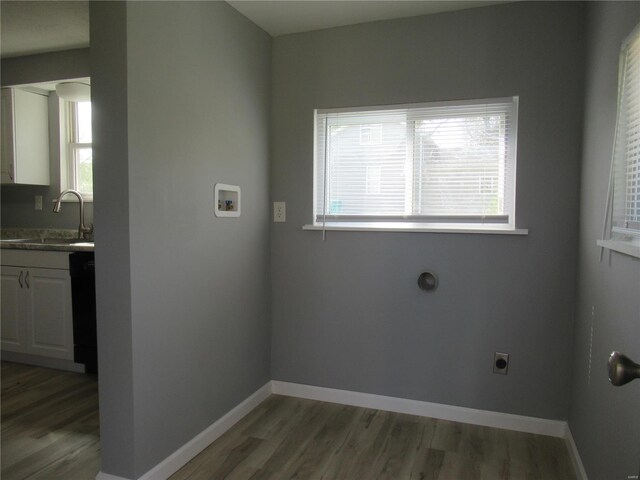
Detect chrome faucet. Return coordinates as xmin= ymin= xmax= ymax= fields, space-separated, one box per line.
xmin=53 ymin=189 xmax=93 ymax=240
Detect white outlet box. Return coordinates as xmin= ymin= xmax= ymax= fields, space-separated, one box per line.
xmin=273 ymin=202 xmax=286 ymax=222
xmin=34 ymin=195 xmax=43 ymax=211
xmin=214 ymin=184 xmax=241 ymax=218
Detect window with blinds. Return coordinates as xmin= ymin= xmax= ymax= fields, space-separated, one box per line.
xmin=314 ymin=97 xmax=519 ymax=229
xmin=60 ymin=100 xmax=93 ymax=200
xmin=611 ymin=26 xmax=640 ymax=236
xmin=68 ymin=101 xmax=93 ymax=196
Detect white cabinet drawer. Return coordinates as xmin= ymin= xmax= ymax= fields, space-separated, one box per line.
xmin=1 ymin=249 xmax=70 ymax=270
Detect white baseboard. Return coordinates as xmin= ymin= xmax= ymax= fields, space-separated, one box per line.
xmin=138 ymin=382 xmax=271 ymax=480
xmin=95 ymin=381 xmax=272 ymax=480
xmin=271 ymin=380 xmax=567 ymax=438
xmin=95 ymin=474 xmax=128 ymax=480
xmin=564 ymin=424 xmax=589 ymax=480
xmin=2 ymin=351 xmax=85 ymax=373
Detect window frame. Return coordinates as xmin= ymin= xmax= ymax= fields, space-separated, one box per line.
xmin=598 ymin=23 xmax=640 ymax=258
xmin=308 ymin=97 xmax=525 ymax=234
xmin=59 ymin=99 xmax=93 ymax=201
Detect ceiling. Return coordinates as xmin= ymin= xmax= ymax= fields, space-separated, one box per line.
xmin=0 ymin=1 xmax=509 ymax=59
xmin=1 ymin=1 xmax=89 ymax=59
xmin=227 ymin=1 xmax=510 ymax=37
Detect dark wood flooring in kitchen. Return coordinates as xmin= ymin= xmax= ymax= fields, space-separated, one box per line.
xmin=171 ymin=394 xmax=576 ymax=480
xmin=1 ymin=361 xmax=100 ymax=480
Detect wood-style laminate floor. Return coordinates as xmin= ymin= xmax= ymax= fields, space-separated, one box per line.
xmin=1 ymin=362 xmax=576 ymax=480
xmin=1 ymin=361 xmax=100 ymax=480
xmin=171 ymin=395 xmax=576 ymax=480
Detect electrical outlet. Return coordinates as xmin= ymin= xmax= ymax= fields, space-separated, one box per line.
xmin=493 ymin=352 xmax=509 ymax=375
xmin=34 ymin=195 xmax=43 ymax=211
xmin=273 ymin=202 xmax=286 ymax=222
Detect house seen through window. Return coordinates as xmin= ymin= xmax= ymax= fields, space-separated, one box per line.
xmin=313 ymin=97 xmax=519 ymax=231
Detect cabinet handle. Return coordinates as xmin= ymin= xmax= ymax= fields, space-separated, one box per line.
xmin=18 ymin=271 xmax=23 ymax=288
xmin=25 ymin=271 xmax=30 ymax=289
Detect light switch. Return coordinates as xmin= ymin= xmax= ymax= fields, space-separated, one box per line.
xmin=34 ymin=195 xmax=43 ymax=211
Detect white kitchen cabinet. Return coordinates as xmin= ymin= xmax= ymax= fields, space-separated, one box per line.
xmin=1 ymin=252 xmax=73 ymax=361
xmin=1 ymin=87 xmax=50 ymax=185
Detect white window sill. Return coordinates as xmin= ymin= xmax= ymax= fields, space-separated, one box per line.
xmin=302 ymin=223 xmax=528 ymax=235
xmin=597 ymin=239 xmax=640 ymax=259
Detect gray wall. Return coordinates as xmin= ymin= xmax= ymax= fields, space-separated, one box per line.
xmin=90 ymin=2 xmax=135 ymax=477
xmin=569 ymin=3 xmax=640 ymax=479
xmin=270 ymin=2 xmax=586 ymax=420
xmin=92 ymin=2 xmax=272 ymax=477
xmin=1 ymin=48 xmax=93 ymax=230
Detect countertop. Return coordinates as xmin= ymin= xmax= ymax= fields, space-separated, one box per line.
xmin=1 ymin=228 xmax=95 ymax=252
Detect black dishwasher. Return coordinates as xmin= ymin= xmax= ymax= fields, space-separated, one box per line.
xmin=69 ymin=252 xmax=98 ymax=374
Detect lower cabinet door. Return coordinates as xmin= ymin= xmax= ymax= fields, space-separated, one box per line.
xmin=1 ymin=266 xmax=27 ymax=352
xmin=24 ymin=267 xmax=73 ymax=360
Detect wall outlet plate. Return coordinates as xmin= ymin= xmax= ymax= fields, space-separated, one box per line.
xmin=493 ymin=352 xmax=509 ymax=374
xmin=34 ymin=195 xmax=43 ymax=211
xmin=273 ymin=202 xmax=286 ymax=222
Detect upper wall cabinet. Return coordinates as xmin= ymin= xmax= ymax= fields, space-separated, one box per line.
xmin=1 ymin=88 xmax=50 ymax=186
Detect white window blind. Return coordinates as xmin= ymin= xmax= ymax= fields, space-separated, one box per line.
xmin=314 ymin=97 xmax=518 ymax=228
xmin=611 ymin=26 xmax=640 ymax=235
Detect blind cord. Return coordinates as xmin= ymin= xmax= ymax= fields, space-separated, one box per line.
xmin=322 ymin=117 xmax=329 ymax=241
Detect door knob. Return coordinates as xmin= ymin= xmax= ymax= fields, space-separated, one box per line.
xmin=608 ymin=351 xmax=640 ymax=386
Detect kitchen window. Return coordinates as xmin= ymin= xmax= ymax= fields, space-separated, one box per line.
xmin=308 ymin=97 xmax=523 ymax=233
xmin=60 ymin=100 xmax=93 ymax=199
